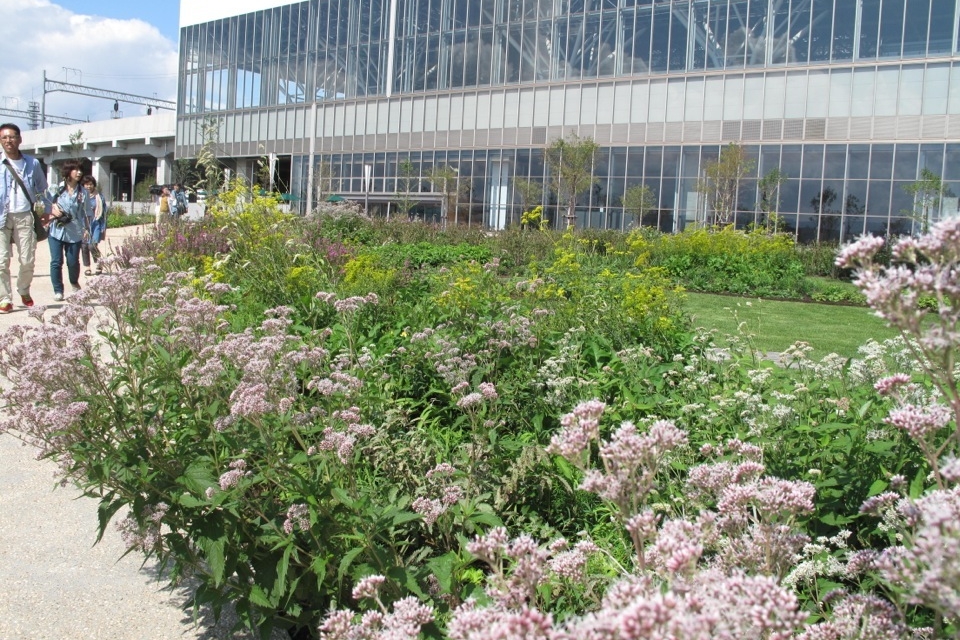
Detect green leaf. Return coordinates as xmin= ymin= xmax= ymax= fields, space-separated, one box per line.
xmin=199 ymin=536 xmax=226 ymax=586
xmin=331 ymin=487 xmax=355 ymax=509
xmin=248 ymin=585 xmax=273 ymax=608
xmin=867 ymin=479 xmax=889 ymax=497
xmin=337 ymin=547 xmax=364 ymax=583
xmin=178 ymin=492 xmax=205 ymax=508
xmin=391 ymin=511 xmax=420 ymax=527
xmin=909 ymin=468 xmax=926 ymax=499
xmin=426 ymin=552 xmax=458 ymax=594
xmin=96 ymin=494 xmax=126 ymax=544
xmin=177 ymin=461 xmax=216 ymax=495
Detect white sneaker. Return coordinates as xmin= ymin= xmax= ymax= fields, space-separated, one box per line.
xmin=70 ymin=284 xmax=81 ymax=293
xmin=53 ymin=293 xmax=64 ymax=302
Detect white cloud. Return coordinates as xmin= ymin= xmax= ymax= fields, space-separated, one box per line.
xmin=0 ymin=0 xmax=178 ymax=129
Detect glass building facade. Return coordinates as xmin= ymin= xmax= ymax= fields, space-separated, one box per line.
xmin=177 ymin=0 xmax=960 ymax=239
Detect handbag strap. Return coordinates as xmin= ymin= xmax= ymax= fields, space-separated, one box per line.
xmin=2 ymin=157 xmax=35 ymax=207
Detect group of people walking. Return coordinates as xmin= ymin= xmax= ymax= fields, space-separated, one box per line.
xmin=0 ymin=122 xmax=107 ymax=310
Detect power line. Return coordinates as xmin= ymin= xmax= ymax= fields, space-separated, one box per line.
xmin=40 ymin=73 xmax=176 ymax=128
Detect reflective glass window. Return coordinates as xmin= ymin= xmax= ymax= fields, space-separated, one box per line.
xmin=878 ymin=0 xmax=905 ymax=57
xmin=808 ymin=0 xmax=833 ymax=61
xmin=780 ymin=145 xmax=802 ymax=179
xmin=923 ymin=65 xmax=950 ymax=114
xmin=920 ymin=144 xmax=945 ymax=174
xmin=903 ymin=0 xmax=931 ymax=56
xmin=894 ymin=144 xmax=920 ymax=180
xmin=867 ymin=180 xmax=892 ymax=216
xmin=832 ymin=1 xmax=856 ymax=61
xmin=944 ymin=144 xmax=960 ymax=180
xmin=787 ymin=0 xmax=811 ymax=63
xmin=899 ymin=65 xmax=925 ymax=115
xmin=823 ymin=145 xmax=847 ymax=179
xmin=801 ymin=145 xmax=824 ymax=179
xmin=650 ymin=5 xmax=670 ymax=71
xmin=848 ymin=145 xmax=870 ymax=180
xmin=928 ymin=0 xmax=954 ymax=54
xmin=870 ymin=145 xmax=895 ymax=180
xmin=875 ymin=67 xmax=900 ymax=115
xmin=668 ymin=4 xmax=687 ymax=71
xmin=860 ymin=0 xmax=881 ymax=58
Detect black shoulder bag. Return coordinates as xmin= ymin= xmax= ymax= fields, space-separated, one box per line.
xmin=2 ymin=158 xmax=48 ymax=241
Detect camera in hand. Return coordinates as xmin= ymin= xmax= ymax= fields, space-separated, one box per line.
xmin=55 ymin=211 xmax=73 ymax=226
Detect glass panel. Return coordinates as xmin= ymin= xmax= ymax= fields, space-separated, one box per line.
xmin=787 ymin=0 xmax=812 ymax=63
xmin=923 ymin=65 xmax=949 ymax=114
xmin=870 ymin=145 xmax=895 ymax=180
xmin=823 ymin=145 xmax=846 ymax=179
xmin=809 ymin=0 xmax=833 ymax=61
xmin=668 ymin=4 xmax=687 ymax=71
xmin=867 ymin=180 xmax=892 ymax=217
xmin=859 ymin=0 xmax=881 ymax=59
xmin=851 ymin=68 xmax=876 ymax=117
xmin=899 ymin=65 xmax=924 ymax=115
xmin=828 ymin=69 xmax=852 ymax=117
xmin=894 ymin=144 xmax=920 ymax=180
xmin=806 ymin=70 xmax=830 ymax=117
xmin=944 ymin=144 xmax=960 ymax=180
xmin=848 ymin=145 xmax=870 ymax=180
xmin=802 ymin=144 xmax=824 ymax=179
xmin=780 ymin=144 xmax=802 ymax=179
xmin=878 ymin=0 xmax=905 ymax=57
xmin=920 ymin=144 xmax=945 ymax=174
xmin=865 ymin=217 xmax=890 ymax=235
xmin=650 ymin=5 xmax=670 ymax=71
xmin=902 ymin=0 xmax=931 ymax=56
xmin=875 ymin=67 xmax=900 ymax=116
xmin=832 ymin=0 xmax=856 ymax=61
xmin=928 ymin=0 xmax=954 ymax=54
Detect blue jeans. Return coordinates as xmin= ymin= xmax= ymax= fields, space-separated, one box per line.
xmin=48 ymin=236 xmax=81 ymax=295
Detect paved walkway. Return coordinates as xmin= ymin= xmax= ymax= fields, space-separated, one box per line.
xmin=0 ymin=225 xmax=271 ymax=639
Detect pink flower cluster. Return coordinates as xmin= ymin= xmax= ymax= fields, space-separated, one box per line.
xmin=412 ymin=463 xmax=464 ymax=526
xmin=319 ymin=595 xmax=433 ymax=640
xmin=546 ymin=399 xmax=606 ymax=461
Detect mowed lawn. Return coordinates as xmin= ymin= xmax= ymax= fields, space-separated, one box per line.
xmin=683 ymin=292 xmax=901 ymax=360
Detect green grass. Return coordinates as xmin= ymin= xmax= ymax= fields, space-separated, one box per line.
xmin=683 ymin=292 xmax=900 ymax=360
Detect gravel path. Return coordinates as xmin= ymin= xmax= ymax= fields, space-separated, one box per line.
xmin=0 ymin=224 xmax=279 ymax=640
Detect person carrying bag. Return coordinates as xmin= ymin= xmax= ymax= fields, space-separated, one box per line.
xmin=0 ymin=122 xmax=49 ymax=312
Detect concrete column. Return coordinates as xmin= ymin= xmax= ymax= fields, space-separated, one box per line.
xmin=92 ymin=157 xmax=111 ymax=192
xmin=46 ymin=163 xmax=56 ymax=187
xmin=156 ymin=154 xmax=173 ymax=185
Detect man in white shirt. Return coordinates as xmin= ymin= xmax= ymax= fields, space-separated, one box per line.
xmin=0 ymin=123 xmax=48 ymax=312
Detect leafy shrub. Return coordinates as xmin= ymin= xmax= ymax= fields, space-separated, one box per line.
xmin=638 ymin=226 xmax=807 ymax=298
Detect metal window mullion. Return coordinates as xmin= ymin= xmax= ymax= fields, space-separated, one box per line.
xmin=387 ymin=0 xmax=399 ymax=96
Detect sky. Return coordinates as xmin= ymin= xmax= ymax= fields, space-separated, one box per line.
xmin=0 ymin=0 xmax=180 ymax=130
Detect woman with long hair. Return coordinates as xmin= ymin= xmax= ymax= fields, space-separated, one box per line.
xmin=47 ymin=160 xmax=90 ymax=301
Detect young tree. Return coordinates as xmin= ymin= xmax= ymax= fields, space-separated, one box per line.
xmin=621 ymin=183 xmax=656 ymax=229
xmin=313 ymin=158 xmax=336 ymax=206
xmin=902 ymin=168 xmax=946 ymax=235
xmin=427 ymin=165 xmax=468 ymax=226
xmin=195 ymin=117 xmax=223 ymax=202
xmin=697 ymin=142 xmax=755 ymax=226
xmin=756 ymin=168 xmax=788 ymax=233
xmin=393 ymin=158 xmax=420 ymax=221
xmin=544 ymin=134 xmax=600 ymax=230
xmin=512 ymin=176 xmax=543 ymax=226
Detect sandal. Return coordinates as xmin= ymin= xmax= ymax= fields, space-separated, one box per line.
xmin=84 ymin=270 xmax=92 ymax=276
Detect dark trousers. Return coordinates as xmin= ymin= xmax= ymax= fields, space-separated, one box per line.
xmin=48 ymin=236 xmax=81 ymax=294
xmin=81 ymin=242 xmax=101 ymax=268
